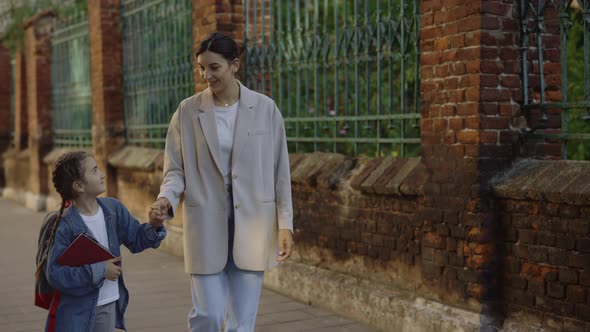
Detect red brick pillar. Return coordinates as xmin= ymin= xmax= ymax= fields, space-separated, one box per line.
xmin=13 ymin=50 xmax=28 ymax=152
xmin=192 ymin=0 xmax=245 ymax=92
xmin=0 ymin=43 xmax=11 ymax=152
xmin=420 ymin=0 xmax=524 ymax=323
xmin=24 ymin=10 xmax=55 ymax=210
xmin=88 ymin=0 xmax=125 ymax=197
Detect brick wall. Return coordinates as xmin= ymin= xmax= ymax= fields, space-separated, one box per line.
xmin=420 ymin=1 xmax=513 ymax=317
xmin=24 ymin=11 xmax=55 ymax=201
xmin=493 ymin=159 xmax=590 ymax=329
xmin=287 ymin=153 xmax=483 ymax=309
xmin=0 ymin=43 xmax=11 ymax=188
xmin=417 ymin=0 xmax=567 ymax=323
xmin=88 ymin=0 xmax=125 ymax=197
xmin=501 ymin=199 xmax=590 ymax=324
xmin=293 ymin=155 xmax=423 ymax=264
xmin=0 ymin=43 xmax=11 ymax=152
xmin=13 ymin=50 xmax=28 ymax=151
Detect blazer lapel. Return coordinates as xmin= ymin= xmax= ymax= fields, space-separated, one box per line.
xmin=197 ymin=89 xmax=224 ymax=176
xmin=231 ymin=82 xmax=256 ymax=171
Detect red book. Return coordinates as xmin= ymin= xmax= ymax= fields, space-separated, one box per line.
xmin=56 ymin=233 xmax=115 ymax=267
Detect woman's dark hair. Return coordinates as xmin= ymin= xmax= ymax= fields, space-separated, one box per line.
xmin=35 ymin=151 xmax=89 ymax=279
xmin=195 ymin=32 xmax=245 ymax=62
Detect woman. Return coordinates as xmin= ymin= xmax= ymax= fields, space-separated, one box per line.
xmin=149 ymin=32 xmax=294 ymax=332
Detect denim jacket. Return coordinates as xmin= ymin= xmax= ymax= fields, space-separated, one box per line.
xmin=44 ymin=197 xmax=166 ymax=332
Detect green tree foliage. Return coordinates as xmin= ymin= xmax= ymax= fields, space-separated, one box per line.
xmin=1 ymin=0 xmax=86 ymax=56
xmin=565 ymin=9 xmax=590 ymax=160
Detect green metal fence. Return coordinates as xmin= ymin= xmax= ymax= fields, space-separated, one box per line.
xmin=244 ymin=0 xmax=421 ymax=157
xmin=519 ymin=0 xmax=590 ymax=160
xmin=121 ymin=0 xmax=194 ymax=148
xmin=51 ymin=9 xmax=92 ymax=148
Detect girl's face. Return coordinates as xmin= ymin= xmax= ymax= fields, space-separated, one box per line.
xmin=76 ymin=157 xmax=105 ymax=197
xmin=197 ymin=51 xmax=239 ymax=95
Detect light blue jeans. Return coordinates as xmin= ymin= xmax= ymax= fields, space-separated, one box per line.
xmin=187 ymin=185 xmax=264 ymax=332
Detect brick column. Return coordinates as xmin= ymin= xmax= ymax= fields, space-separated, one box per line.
xmin=24 ymin=10 xmax=55 ymax=210
xmin=192 ymin=0 xmax=245 ymax=92
xmin=88 ymin=0 xmax=125 ymax=197
xmin=420 ymin=0 xmax=525 ymax=324
xmin=0 ymin=43 xmax=11 ymax=153
xmin=13 ymin=49 xmax=28 ymax=152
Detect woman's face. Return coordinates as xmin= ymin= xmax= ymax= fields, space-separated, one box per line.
xmin=197 ymin=51 xmax=239 ymax=94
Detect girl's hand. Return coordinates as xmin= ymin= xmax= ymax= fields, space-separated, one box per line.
xmin=149 ymin=197 xmax=171 ymax=227
xmin=276 ymin=229 xmax=294 ymax=262
xmin=104 ymin=256 xmax=122 ymax=281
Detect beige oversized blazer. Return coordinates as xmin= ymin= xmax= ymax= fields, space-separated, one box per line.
xmin=158 ymin=81 xmax=294 ymax=275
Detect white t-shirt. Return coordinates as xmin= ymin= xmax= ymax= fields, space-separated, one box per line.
xmin=214 ymin=101 xmax=239 ymax=184
xmin=80 ymin=206 xmax=120 ymax=306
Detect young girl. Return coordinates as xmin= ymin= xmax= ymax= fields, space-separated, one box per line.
xmin=39 ymin=151 xmax=166 ymax=332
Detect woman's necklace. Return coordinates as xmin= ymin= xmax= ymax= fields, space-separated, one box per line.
xmin=216 ymin=96 xmax=237 ymax=107
xmin=217 ymin=82 xmax=240 ymax=107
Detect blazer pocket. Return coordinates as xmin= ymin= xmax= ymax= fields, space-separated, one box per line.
xmin=183 ymin=201 xmax=200 ymax=207
xmin=249 ymin=129 xmax=271 ymax=136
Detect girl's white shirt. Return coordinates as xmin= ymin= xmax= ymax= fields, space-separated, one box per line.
xmin=80 ymin=206 xmax=120 ymax=306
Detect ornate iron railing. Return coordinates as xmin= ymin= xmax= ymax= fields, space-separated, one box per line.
xmin=244 ymin=0 xmax=421 ymax=157
xmin=51 ymin=9 xmax=92 ymax=147
xmin=121 ymin=0 xmax=194 ymax=148
xmin=519 ymin=0 xmax=590 ymax=159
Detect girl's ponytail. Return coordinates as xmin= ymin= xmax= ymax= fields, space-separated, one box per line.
xmin=35 ymin=199 xmax=67 ymax=279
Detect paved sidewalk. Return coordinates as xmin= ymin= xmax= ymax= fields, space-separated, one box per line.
xmin=0 ymin=198 xmax=375 ymax=332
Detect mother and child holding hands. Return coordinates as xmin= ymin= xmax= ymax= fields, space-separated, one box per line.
xmin=41 ymin=32 xmax=294 ymax=332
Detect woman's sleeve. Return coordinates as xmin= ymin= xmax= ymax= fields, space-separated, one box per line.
xmin=114 ymin=199 xmax=166 ymax=253
xmin=46 ymin=223 xmax=105 ymax=296
xmin=272 ymin=103 xmax=294 ymax=231
xmin=158 ymin=107 xmax=186 ymax=217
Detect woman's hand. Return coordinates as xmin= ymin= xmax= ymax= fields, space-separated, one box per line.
xmin=276 ymin=229 xmax=294 ymax=263
xmin=104 ymin=256 xmax=122 ymax=281
xmin=149 ymin=197 xmax=171 ymax=227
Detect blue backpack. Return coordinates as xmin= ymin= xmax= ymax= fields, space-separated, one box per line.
xmin=35 ymin=211 xmax=59 ymax=310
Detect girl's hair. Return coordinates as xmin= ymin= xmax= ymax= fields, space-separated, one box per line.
xmin=35 ymin=151 xmax=89 ymax=279
xmin=195 ymin=32 xmax=245 ymax=62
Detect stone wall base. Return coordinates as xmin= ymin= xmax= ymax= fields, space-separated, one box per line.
xmin=2 ymin=188 xmax=45 ymax=211
xmin=1 ymin=187 xmax=28 ymax=206
xmin=24 ymin=191 xmax=46 ymax=211
xmin=263 ymin=260 xmax=483 ymax=332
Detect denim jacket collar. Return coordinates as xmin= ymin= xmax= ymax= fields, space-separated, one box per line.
xmin=60 ymin=198 xmax=118 ymax=254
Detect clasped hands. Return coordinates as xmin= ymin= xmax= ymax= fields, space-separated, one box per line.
xmin=148 ymin=197 xmax=171 ymax=229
